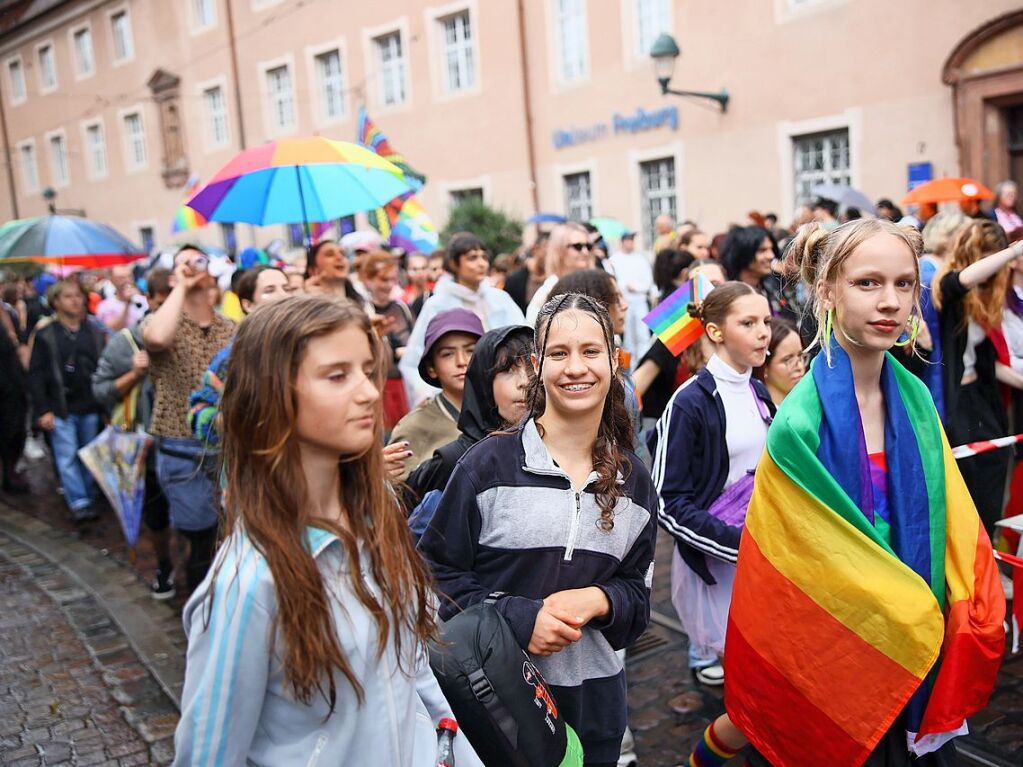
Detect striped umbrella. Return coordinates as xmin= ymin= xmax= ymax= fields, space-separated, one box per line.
xmin=0 ymin=215 xmax=146 ymax=268
xmin=171 ymin=175 xmax=209 ymax=233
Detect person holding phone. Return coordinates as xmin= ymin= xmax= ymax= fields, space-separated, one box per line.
xmin=142 ymin=245 xmax=235 ymax=594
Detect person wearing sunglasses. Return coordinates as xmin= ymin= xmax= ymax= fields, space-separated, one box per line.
xmin=525 ymin=222 xmax=595 ymax=325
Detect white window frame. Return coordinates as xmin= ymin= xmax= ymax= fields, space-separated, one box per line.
xmin=17 ymin=138 xmax=39 ymax=194
xmin=107 ymin=5 xmax=135 ymax=66
xmin=68 ymin=23 xmax=95 ymax=80
xmin=258 ymin=55 xmax=298 ymax=137
xmin=628 ymin=141 xmax=684 ymax=252
xmin=620 ymin=0 xmax=672 ymax=69
xmin=6 ymin=56 xmax=26 ymax=106
xmin=197 ymin=76 xmax=230 ymax=151
xmin=45 ymin=128 xmax=70 ymax=188
xmin=363 ymin=19 xmax=411 ymax=113
xmin=439 ymin=175 xmax=491 ymax=219
xmin=80 ymin=118 xmax=108 ymax=181
xmin=424 ymin=1 xmax=481 ymax=100
xmin=189 ymin=0 xmax=217 ymax=34
xmin=773 ymin=0 xmax=851 ymax=25
xmin=548 ymin=0 xmax=588 ymax=87
xmin=35 ymin=40 xmax=58 ymax=93
xmin=553 ymin=158 xmax=598 ymax=223
xmin=118 ymin=105 xmax=148 ymax=173
xmin=776 ymin=108 xmax=862 ymax=221
xmin=305 ymin=38 xmax=349 ymax=128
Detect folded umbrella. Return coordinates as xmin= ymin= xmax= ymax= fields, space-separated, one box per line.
xmin=77 ymin=425 xmax=153 ymax=550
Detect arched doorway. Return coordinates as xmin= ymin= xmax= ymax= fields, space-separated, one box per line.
xmin=944 ymin=10 xmax=1023 ymax=185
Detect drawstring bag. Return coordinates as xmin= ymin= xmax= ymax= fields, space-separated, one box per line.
xmin=428 ymin=599 xmax=584 ymax=767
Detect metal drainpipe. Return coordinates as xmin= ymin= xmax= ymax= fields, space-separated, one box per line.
xmin=516 ymin=0 xmax=540 ymax=214
xmin=0 ymin=75 xmax=19 ymax=219
xmin=223 ymin=0 xmax=254 ymax=247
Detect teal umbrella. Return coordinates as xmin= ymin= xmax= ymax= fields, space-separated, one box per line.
xmin=589 ymin=216 xmax=628 ymax=242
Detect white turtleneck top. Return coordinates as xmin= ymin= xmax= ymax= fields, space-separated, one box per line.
xmin=706 ymin=353 xmax=769 ymax=490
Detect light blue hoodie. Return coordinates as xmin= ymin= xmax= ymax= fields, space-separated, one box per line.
xmin=173 ymin=527 xmax=481 ymax=767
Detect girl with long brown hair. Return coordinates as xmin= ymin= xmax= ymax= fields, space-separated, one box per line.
xmin=173 ymin=296 xmax=477 ymax=766
xmin=932 ymin=220 xmax=1023 ymax=535
xmin=419 ymin=293 xmax=658 ymax=767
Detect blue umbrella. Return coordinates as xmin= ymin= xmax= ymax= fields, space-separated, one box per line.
xmin=527 ymin=212 xmax=567 ymax=225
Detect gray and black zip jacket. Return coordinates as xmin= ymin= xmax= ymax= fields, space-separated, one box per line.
xmin=418 ymin=418 xmax=657 ymax=764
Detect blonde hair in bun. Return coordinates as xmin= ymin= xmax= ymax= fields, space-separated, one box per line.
xmin=785 ymin=219 xmax=924 ymax=361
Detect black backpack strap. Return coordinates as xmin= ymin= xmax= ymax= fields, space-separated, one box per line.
xmin=467 ymin=668 xmax=519 ymax=748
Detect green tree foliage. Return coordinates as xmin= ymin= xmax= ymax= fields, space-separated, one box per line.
xmin=441 ymin=198 xmax=523 ymax=258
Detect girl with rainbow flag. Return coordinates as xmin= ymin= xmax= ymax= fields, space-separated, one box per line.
xmin=699 ymin=219 xmax=1006 ymax=767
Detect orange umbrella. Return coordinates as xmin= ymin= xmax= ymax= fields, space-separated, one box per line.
xmin=901 ymin=177 xmax=993 ymax=206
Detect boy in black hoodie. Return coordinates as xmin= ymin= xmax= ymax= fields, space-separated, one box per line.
xmin=407 ymin=325 xmax=532 ymax=530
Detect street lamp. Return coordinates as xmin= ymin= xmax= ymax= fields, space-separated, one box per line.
xmin=42 ymin=186 xmax=56 ymax=214
xmin=650 ymin=33 xmax=729 ymax=113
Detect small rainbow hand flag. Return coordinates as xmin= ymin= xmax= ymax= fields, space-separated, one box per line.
xmin=642 ymin=274 xmax=714 ymax=355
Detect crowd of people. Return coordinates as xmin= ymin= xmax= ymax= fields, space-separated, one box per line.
xmin=0 ymin=178 xmax=1021 ymax=765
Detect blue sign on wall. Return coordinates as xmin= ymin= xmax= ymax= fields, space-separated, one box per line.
xmin=908 ymin=162 xmax=933 ymax=191
xmin=553 ymin=106 xmax=679 ymax=150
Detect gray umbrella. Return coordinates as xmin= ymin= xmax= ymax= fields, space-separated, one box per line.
xmin=811 ymin=183 xmax=876 ymax=215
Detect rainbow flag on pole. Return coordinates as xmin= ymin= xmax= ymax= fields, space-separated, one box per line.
xmin=642 ymin=275 xmax=713 ymax=355
xmin=725 ymin=345 xmax=1005 ymax=766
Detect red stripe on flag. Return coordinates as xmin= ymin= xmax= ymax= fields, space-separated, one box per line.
xmin=725 ymin=622 xmax=870 ymax=767
xmin=918 ymin=523 xmax=1006 ymax=737
xmin=729 ymin=533 xmax=921 ymax=747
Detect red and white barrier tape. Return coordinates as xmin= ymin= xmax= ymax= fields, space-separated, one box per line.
xmin=951 ymin=434 xmax=1023 ymax=460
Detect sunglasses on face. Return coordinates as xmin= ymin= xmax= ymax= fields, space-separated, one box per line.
xmin=568 ymin=242 xmax=591 ymax=252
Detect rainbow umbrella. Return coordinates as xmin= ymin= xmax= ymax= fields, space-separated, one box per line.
xmin=0 ymin=215 xmax=145 ymax=268
xmin=186 ymin=137 xmax=413 ymax=227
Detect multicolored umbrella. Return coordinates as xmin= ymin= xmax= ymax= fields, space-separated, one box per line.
xmin=77 ymin=425 xmax=153 ymax=549
xmin=186 ymin=137 xmax=413 ymax=226
xmin=901 ymin=177 xmax=993 ymax=206
xmin=0 ymin=215 xmax=146 ymax=268
xmin=171 ymin=175 xmax=208 ymax=233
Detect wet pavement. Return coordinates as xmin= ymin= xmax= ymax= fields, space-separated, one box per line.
xmin=3 ymin=453 xmax=1023 ymax=766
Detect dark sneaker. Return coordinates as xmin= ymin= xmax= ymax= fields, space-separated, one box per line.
xmin=151 ymin=568 xmax=176 ymax=601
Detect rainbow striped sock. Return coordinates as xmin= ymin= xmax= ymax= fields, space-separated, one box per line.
xmin=688 ymin=721 xmax=741 ymax=767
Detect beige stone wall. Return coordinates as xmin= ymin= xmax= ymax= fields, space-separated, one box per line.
xmin=0 ymin=0 xmax=1021 ymax=251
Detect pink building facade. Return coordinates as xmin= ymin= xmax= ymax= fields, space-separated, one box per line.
xmin=1 ymin=0 xmax=1022 ymax=252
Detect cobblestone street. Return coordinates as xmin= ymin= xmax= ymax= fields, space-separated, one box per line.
xmin=0 ymin=532 xmax=177 ymax=766
xmin=2 ymin=457 xmax=1023 ymax=766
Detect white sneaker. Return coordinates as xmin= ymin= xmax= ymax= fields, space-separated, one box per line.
xmin=23 ymin=435 xmax=45 ymax=461
xmin=694 ymin=663 xmax=725 ymax=686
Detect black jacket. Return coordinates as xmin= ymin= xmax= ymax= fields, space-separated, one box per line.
xmin=407 ymin=325 xmax=532 ymax=501
xmin=648 ymin=366 xmax=775 ymax=585
xmin=29 ymin=319 xmax=105 ymax=419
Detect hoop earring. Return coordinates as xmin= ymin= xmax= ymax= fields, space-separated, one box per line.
xmin=893 ymin=316 xmax=920 ymax=348
xmin=823 ymin=308 xmax=834 ymax=348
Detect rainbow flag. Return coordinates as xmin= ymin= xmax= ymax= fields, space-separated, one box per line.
xmin=725 ymin=344 xmax=1005 ymax=766
xmin=642 ymin=275 xmax=713 ymax=355
xmin=357 ymin=107 xmax=425 ymax=190
xmin=171 ymin=176 xmax=208 ymax=233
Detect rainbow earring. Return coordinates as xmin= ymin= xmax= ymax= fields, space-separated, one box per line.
xmin=893 ymin=316 xmax=920 ymax=348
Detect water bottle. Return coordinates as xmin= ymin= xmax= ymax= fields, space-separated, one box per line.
xmin=436 ymin=717 xmax=457 ymax=767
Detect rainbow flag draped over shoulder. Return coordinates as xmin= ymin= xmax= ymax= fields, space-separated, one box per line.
xmin=725 ymin=344 xmax=1005 ymax=767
